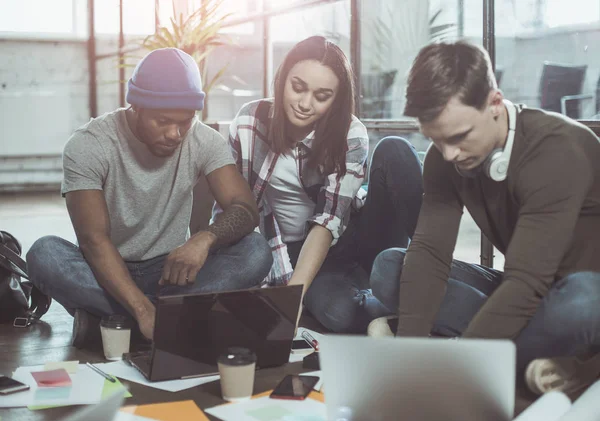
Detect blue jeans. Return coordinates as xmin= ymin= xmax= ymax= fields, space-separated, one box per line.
xmin=295 ymin=137 xmax=424 ymax=333
xmin=371 ymin=248 xmax=600 ymax=371
xmin=25 ymin=233 xmax=273 ymax=318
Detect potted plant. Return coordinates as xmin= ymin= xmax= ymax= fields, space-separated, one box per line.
xmin=137 ymin=0 xmax=234 ymax=121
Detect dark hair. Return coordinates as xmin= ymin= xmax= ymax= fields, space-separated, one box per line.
xmin=404 ymin=41 xmax=498 ymax=122
xmin=270 ymin=36 xmax=355 ymax=175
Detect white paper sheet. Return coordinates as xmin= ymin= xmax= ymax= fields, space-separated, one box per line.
xmin=0 ymin=364 xmax=105 ymax=408
xmin=94 ymin=361 xmax=220 ymax=392
xmin=205 ymin=395 xmax=326 ymax=421
xmin=513 ymin=391 xmax=571 ymax=421
xmin=558 ymin=379 xmax=600 ymax=421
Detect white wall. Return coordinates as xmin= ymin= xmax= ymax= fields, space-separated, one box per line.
xmin=0 ymin=40 xmax=89 ymax=157
xmin=0 ymin=37 xmax=266 ymax=190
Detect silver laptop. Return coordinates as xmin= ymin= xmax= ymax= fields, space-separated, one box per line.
xmin=319 ymin=335 xmax=516 ymax=421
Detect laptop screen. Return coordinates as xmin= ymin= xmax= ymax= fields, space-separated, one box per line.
xmin=150 ymin=285 xmax=302 ymax=380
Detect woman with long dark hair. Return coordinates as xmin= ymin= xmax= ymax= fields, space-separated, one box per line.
xmin=216 ymin=36 xmax=423 ymax=332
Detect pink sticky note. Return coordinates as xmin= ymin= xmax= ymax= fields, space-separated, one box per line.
xmin=31 ymin=368 xmax=72 ymax=387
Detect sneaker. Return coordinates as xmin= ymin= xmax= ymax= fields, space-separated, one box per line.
xmin=367 ymin=316 xmax=398 ymax=337
xmin=525 ymin=353 xmax=600 ymax=398
xmin=71 ymin=309 xmax=102 ymax=350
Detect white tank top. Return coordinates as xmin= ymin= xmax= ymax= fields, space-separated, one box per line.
xmin=265 ymin=147 xmax=315 ymax=243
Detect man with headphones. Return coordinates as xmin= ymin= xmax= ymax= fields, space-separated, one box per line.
xmin=368 ymin=41 xmax=600 ymax=397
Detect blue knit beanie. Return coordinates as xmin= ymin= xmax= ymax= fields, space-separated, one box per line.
xmin=126 ymin=48 xmax=205 ymax=110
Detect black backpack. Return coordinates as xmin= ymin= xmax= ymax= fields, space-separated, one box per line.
xmin=0 ymin=231 xmax=51 ymax=327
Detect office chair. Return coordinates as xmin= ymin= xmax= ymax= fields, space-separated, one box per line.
xmin=538 ymin=62 xmax=588 ymax=119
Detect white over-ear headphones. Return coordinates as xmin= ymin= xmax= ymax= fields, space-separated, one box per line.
xmin=482 ymin=99 xmax=519 ymax=182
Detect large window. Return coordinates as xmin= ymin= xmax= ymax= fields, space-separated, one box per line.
xmin=359 ymin=0 xmax=474 ymax=120
xmin=359 ymin=0 xmax=488 ymax=266
xmin=0 ymin=0 xmax=155 ymax=37
xmin=200 ymin=19 xmax=264 ymax=121
xmin=495 ymin=0 xmax=600 ymax=120
xmin=95 ymin=0 xmax=155 ymax=35
xmin=270 ymin=0 xmax=350 ymax=47
xmin=0 ymin=0 xmax=77 ymax=34
xmin=544 ymin=0 xmax=600 ymax=28
xmin=204 ymin=0 xmax=352 ymax=121
xmin=0 ymin=0 xmax=260 ymax=37
xmin=270 ymin=0 xmax=351 ymax=75
xmin=166 ymin=0 xmax=260 ymax=34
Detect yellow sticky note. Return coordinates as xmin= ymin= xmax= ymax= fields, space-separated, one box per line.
xmin=28 ymin=378 xmax=131 ymax=410
xmin=120 ymin=400 xmax=208 ymax=421
xmin=102 ymin=378 xmax=132 ymax=399
xmin=43 ymin=361 xmax=79 ymax=374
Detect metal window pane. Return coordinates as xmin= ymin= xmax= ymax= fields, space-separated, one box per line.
xmin=359 ymin=0 xmax=484 ymax=120
xmin=494 ymin=0 xmax=600 ymax=120
xmin=94 ymin=0 xmax=154 ymax=35
xmin=203 ymin=0 xmax=352 ymax=121
xmin=0 ymin=0 xmax=74 ymax=33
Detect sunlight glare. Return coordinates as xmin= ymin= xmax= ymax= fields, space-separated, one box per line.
xmin=545 ymin=0 xmax=600 ymax=27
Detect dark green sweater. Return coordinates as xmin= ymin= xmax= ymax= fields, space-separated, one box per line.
xmin=397 ymin=108 xmax=600 ymax=339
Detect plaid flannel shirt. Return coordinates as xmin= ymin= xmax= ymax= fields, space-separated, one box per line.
xmin=214 ymin=99 xmax=369 ymax=286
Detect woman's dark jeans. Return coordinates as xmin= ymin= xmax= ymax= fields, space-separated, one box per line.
xmin=293 ymin=136 xmax=424 ymax=333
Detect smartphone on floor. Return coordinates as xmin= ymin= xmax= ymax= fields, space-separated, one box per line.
xmin=0 ymin=375 xmax=30 ymax=395
xmin=270 ymin=375 xmax=319 ymax=400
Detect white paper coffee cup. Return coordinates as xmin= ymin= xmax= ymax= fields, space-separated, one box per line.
xmin=218 ymin=347 xmax=257 ymax=402
xmin=100 ymin=315 xmax=131 ymax=361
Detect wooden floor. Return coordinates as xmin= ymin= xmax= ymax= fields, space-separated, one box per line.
xmin=0 ymin=192 xmax=533 ymax=420
xmin=0 ymin=192 xmax=320 ymax=420
xmin=0 ymin=302 xmax=321 ymax=421
xmin=0 ymin=303 xmax=536 ymax=421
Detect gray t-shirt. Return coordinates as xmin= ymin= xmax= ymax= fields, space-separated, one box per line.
xmin=62 ymin=108 xmax=234 ymax=261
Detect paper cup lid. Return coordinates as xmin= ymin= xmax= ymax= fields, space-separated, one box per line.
xmin=100 ymin=314 xmax=131 ymax=329
xmin=218 ymin=347 xmax=256 ymax=366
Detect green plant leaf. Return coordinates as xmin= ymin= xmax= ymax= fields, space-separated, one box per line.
xmin=124 ymin=0 xmax=235 ymax=100
xmin=429 ymin=9 xmax=443 ymax=26
xmin=163 ymin=26 xmax=179 ymax=46
xmin=170 ymin=17 xmax=182 ymax=43
xmin=203 ymin=64 xmax=230 ymax=94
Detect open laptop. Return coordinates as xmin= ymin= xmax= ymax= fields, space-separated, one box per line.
xmin=319 ymin=335 xmax=516 ymax=421
xmin=124 ymin=284 xmax=303 ymax=382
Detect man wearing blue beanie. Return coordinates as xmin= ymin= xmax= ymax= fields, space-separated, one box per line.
xmin=26 ymin=48 xmax=273 ymax=347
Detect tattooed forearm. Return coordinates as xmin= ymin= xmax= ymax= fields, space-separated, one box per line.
xmin=206 ymin=200 xmax=259 ymax=249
